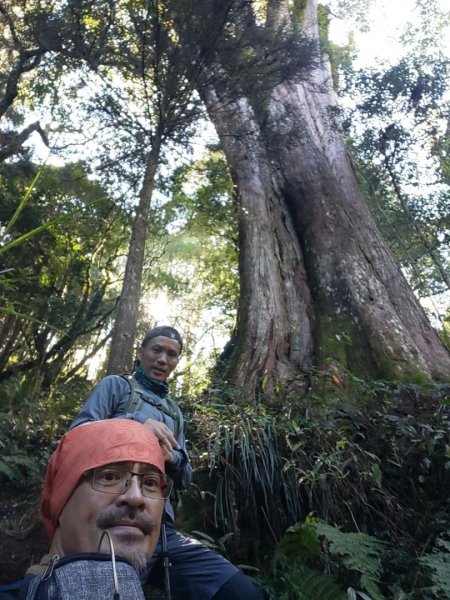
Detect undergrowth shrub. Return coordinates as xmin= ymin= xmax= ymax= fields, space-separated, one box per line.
xmin=272 ymin=516 xmax=385 ymax=599
xmin=419 ymin=531 xmax=450 ymax=598
xmin=0 ymin=374 xmax=92 ymax=491
xmin=186 ymin=376 xmax=450 ymax=598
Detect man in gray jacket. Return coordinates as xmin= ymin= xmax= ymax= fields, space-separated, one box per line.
xmin=70 ymin=326 xmax=261 ymax=600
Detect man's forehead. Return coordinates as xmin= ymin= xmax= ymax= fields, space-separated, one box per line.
xmin=146 ymin=336 xmax=181 ymax=350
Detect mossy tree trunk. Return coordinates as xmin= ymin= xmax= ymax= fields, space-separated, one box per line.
xmin=194 ymin=0 xmax=450 ymax=398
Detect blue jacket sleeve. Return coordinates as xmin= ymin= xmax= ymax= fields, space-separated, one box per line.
xmin=69 ymin=375 xmax=131 ymax=430
xmin=165 ymin=434 xmax=192 ymax=491
xmin=133 ymin=408 xmax=193 ymax=491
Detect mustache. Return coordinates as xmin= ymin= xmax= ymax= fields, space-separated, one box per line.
xmin=96 ymin=506 xmax=156 ymax=536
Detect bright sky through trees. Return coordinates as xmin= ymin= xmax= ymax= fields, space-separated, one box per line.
xmin=23 ymin=0 xmax=450 ymax=369
xmin=328 ymin=0 xmax=450 ymax=66
xmin=124 ymin=0 xmax=450 ymax=357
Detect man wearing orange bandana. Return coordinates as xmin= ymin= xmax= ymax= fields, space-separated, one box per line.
xmin=42 ymin=419 xmax=168 ymax=572
xmin=0 ymin=420 xmax=169 ymax=598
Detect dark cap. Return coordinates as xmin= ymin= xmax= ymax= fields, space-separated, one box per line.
xmin=141 ymin=326 xmax=183 ymax=352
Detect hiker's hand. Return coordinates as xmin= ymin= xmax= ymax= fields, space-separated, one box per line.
xmin=143 ymin=418 xmax=180 ymax=462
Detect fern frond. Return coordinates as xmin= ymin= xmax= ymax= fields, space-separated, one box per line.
xmin=420 ymin=532 xmax=450 ymax=598
xmin=314 ymin=521 xmax=385 ymax=600
xmin=283 ymin=566 xmax=347 ymax=600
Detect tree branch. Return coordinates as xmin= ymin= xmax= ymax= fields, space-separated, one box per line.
xmin=0 ymin=122 xmax=49 ymax=162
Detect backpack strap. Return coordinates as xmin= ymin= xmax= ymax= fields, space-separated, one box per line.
xmin=120 ymin=374 xmax=145 ymax=414
xmin=119 ymin=375 xmax=183 ymax=438
xmin=166 ymin=397 xmax=184 ymax=440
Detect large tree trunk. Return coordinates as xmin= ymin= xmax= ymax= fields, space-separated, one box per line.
xmin=107 ymin=147 xmax=159 ymax=375
xmin=200 ymin=79 xmax=314 ymax=396
xmin=198 ymin=0 xmax=450 ymax=397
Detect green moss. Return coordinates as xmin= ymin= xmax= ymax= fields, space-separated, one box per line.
xmin=317 ymin=4 xmax=330 ymax=47
xmin=291 ymin=0 xmax=308 ymax=25
xmin=403 ymin=371 xmax=430 ymax=386
xmin=312 ymin=290 xmax=434 ymax=386
xmin=315 ymin=309 xmax=375 ymax=377
xmin=365 ymin=334 xmax=433 ymax=384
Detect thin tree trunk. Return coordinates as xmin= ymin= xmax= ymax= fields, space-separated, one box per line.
xmin=0 ymin=313 xmax=21 ymax=372
xmin=106 ymin=146 xmax=160 ymax=374
xmin=381 ymin=146 xmax=450 ymax=290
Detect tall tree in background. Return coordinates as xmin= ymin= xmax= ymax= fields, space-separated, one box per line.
xmin=0 ymin=0 xmax=214 ymax=374
xmin=101 ymin=0 xmax=213 ymax=374
xmin=0 ymin=0 xmax=52 ymax=160
xmin=173 ymin=0 xmax=450 ymax=398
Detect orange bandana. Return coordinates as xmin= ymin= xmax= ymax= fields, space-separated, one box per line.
xmin=41 ymin=419 xmax=164 ymax=538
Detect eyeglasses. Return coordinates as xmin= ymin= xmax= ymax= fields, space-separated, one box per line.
xmin=88 ymin=466 xmax=173 ymax=500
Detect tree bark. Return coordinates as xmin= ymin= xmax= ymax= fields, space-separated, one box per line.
xmin=200 ymin=79 xmax=314 ymax=396
xmin=198 ymin=0 xmax=450 ymax=397
xmin=106 ymin=147 xmax=160 ymax=375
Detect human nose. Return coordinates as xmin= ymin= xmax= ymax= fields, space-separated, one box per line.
xmin=118 ymin=474 xmax=146 ymax=507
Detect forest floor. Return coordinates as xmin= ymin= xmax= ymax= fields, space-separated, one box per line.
xmin=0 ymin=489 xmax=47 ymax=584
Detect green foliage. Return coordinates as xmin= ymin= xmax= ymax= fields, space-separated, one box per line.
xmin=186 ymin=375 xmax=450 ymax=598
xmin=196 ymin=399 xmax=302 ymax=535
xmin=0 ymin=372 xmax=93 ymax=493
xmin=280 ymin=565 xmax=348 ymax=600
xmin=159 ymin=147 xmax=237 ymax=290
xmin=0 ymin=451 xmax=43 ymax=486
xmin=420 ymin=532 xmax=450 ymax=597
xmin=314 ymin=522 xmax=384 ymax=599
xmin=0 ymin=411 xmax=50 ymax=488
xmin=0 ymin=160 xmax=125 ymax=386
xmin=273 ymin=517 xmax=384 ymax=599
xmin=276 ymin=518 xmax=322 ymax=563
xmin=189 ymin=529 xmax=236 ymax=556
xmin=339 ymin=49 xmax=450 ymax=303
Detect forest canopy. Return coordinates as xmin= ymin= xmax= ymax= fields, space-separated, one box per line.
xmin=0 ymin=1 xmax=449 ymax=598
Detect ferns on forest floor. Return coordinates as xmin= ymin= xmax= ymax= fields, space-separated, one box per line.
xmin=190 ymin=378 xmax=450 ymax=598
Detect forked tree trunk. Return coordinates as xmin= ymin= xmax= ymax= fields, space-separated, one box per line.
xmin=198 ymin=0 xmax=450 ymax=397
xmin=107 ymin=147 xmax=159 ymax=374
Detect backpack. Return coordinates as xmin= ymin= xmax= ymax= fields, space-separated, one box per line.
xmin=20 ymin=553 xmax=145 ymax=600
xmin=120 ymin=375 xmax=184 ymax=439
